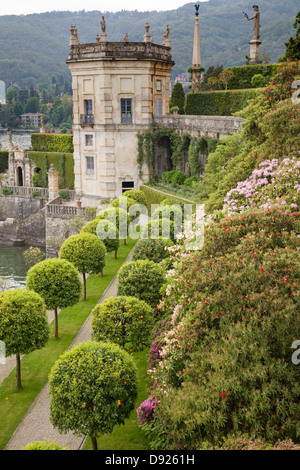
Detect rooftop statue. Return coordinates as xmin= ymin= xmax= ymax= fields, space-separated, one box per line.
xmin=246 ymin=5 xmax=261 ymax=41
xmin=101 ymin=16 xmax=106 ymax=33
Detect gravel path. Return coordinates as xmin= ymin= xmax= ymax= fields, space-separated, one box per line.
xmin=4 ymin=251 xmax=133 ymax=451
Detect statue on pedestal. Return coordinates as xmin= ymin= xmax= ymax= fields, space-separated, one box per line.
xmin=101 ymin=16 xmax=106 ymax=33
xmin=244 ymin=5 xmax=261 ymax=65
xmin=100 ymin=16 xmax=108 ymax=43
xmin=163 ymin=24 xmax=171 ymax=47
xmin=246 ymin=5 xmax=260 ymax=41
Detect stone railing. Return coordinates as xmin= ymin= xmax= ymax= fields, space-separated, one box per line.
xmin=1 ymin=186 xmax=49 ymax=198
xmin=46 ymin=199 xmax=92 ymax=219
xmin=153 ymin=115 xmax=243 ymax=138
xmin=68 ymin=41 xmax=173 ymax=64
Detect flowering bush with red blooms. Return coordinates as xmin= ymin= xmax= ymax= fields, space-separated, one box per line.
xmin=142 ymin=208 xmax=300 ymax=449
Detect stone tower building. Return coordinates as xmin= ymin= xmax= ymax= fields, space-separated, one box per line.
xmin=67 ymin=20 xmax=174 ymax=204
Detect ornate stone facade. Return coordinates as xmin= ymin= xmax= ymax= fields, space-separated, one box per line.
xmin=67 ymin=19 xmax=174 ymax=203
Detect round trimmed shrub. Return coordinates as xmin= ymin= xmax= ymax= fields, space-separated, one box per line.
xmin=81 ymin=218 xmax=120 ymax=258
xmin=0 ymin=288 xmax=49 ymax=389
xmin=159 ymin=198 xmax=185 ymax=212
xmin=110 ymin=196 xmax=136 ymax=211
xmin=132 ymin=237 xmax=174 ymax=263
xmin=117 ymin=259 xmax=165 ymax=308
xmin=49 ymin=340 xmax=138 ymax=450
xmin=91 ymin=296 xmax=153 ymax=351
xmin=60 ymin=233 xmax=106 ymax=301
xmin=251 ymin=73 xmax=266 ymax=87
xmin=97 ymin=206 xmax=129 ymax=240
xmin=22 ymin=440 xmax=69 ymax=450
xmin=26 ymin=257 xmax=82 ymax=339
xmin=141 ymin=218 xmax=177 ymax=243
xmin=171 ymin=171 xmax=187 ymax=186
xmin=122 ymin=189 xmax=147 ymax=206
xmin=152 ymin=204 xmax=183 ymax=224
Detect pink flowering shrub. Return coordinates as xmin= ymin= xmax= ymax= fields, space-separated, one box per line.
xmin=136 ymin=397 xmax=158 ymax=425
xmin=223 ymin=157 xmax=300 ymax=213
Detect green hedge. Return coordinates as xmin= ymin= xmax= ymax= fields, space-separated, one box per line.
xmin=28 ymin=152 xmax=74 ymax=189
xmin=31 ymin=134 xmax=74 ymax=153
xmin=0 ymin=151 xmax=8 ymax=173
xmin=185 ymin=89 xmax=258 ymax=116
xmin=225 ymin=64 xmax=278 ymax=90
xmin=140 ymin=185 xmax=194 ymax=213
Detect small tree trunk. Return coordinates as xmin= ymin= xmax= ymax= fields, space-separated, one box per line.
xmin=16 ymin=353 xmax=23 ymax=390
xmin=54 ymin=307 xmax=59 ymax=339
xmin=114 ymin=250 xmax=118 ymax=259
xmin=123 ymin=238 xmax=127 ymax=245
xmin=83 ymin=272 xmax=86 ymax=301
xmin=91 ymin=436 xmax=98 ymax=450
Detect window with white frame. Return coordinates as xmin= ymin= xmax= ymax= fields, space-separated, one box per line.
xmin=85 ymin=134 xmax=94 ymax=146
xmin=86 ymin=156 xmax=95 ymax=175
xmin=121 ymin=98 xmax=132 ymax=124
xmin=156 ymin=98 xmax=162 ymax=116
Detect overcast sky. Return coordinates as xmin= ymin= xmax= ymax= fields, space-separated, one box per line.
xmin=0 ymin=1 xmax=205 ymax=16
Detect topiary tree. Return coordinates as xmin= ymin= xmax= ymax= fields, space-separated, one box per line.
xmin=91 ymin=296 xmax=153 ymax=351
xmin=110 ymin=196 xmax=136 ymax=211
xmin=97 ymin=206 xmax=129 ymax=243
xmin=141 ymin=218 xmax=177 ymax=243
xmin=251 ymin=73 xmax=266 ymax=88
xmin=23 ymin=246 xmax=45 ymax=267
xmin=0 ymin=289 xmax=49 ymax=390
xmin=132 ymin=237 xmax=174 ymax=263
xmin=81 ymin=218 xmax=120 ymax=258
xmin=49 ymin=341 xmax=138 ymax=450
xmin=22 ymin=440 xmax=69 ymax=450
xmin=122 ymin=189 xmax=147 ymax=206
xmin=59 ymin=233 xmax=106 ymax=301
xmin=117 ymin=259 xmax=165 ymax=308
xmin=26 ymin=258 xmax=82 ymax=339
xmin=169 ymin=82 xmax=186 ymax=115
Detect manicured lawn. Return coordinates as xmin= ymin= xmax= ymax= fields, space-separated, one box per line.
xmin=0 ymin=238 xmax=136 ymax=450
xmin=83 ymin=349 xmax=149 ymax=450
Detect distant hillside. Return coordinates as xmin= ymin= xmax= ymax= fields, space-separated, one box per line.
xmin=0 ymin=0 xmax=298 ymax=87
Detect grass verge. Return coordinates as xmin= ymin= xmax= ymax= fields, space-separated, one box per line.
xmin=0 ymin=237 xmax=136 ymax=450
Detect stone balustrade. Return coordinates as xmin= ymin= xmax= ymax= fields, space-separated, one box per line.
xmin=68 ymin=41 xmax=174 ymax=64
xmin=153 ymin=114 xmax=244 ymax=139
xmin=2 ymin=186 xmax=49 ymax=198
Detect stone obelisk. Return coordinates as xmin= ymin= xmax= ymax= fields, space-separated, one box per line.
xmin=191 ymin=4 xmax=202 ymax=92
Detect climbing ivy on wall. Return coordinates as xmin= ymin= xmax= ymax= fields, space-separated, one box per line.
xmin=28 ymin=152 xmax=74 ymax=189
xmin=137 ymin=129 xmax=218 ymax=179
xmin=0 ymin=151 xmax=8 ymax=173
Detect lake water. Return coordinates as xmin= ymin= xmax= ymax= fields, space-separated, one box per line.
xmin=0 ymin=132 xmax=32 ymax=150
xmin=0 ymin=245 xmax=29 ymax=290
xmin=0 ymin=133 xmax=32 ymax=290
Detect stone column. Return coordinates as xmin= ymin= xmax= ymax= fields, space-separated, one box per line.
xmin=47 ymin=164 xmax=59 ymax=201
xmin=191 ymin=13 xmax=202 ymax=92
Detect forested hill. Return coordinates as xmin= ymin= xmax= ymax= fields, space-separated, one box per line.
xmin=0 ymin=0 xmax=298 ymax=87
